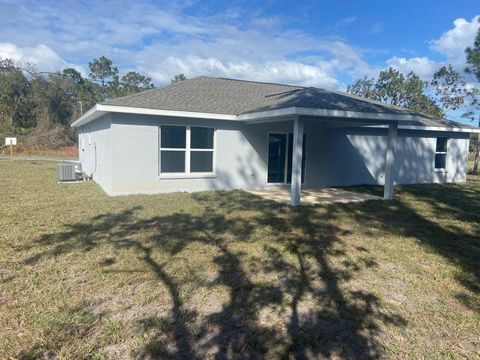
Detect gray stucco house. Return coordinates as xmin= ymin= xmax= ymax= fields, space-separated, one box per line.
xmin=72 ymin=76 xmax=479 ymax=205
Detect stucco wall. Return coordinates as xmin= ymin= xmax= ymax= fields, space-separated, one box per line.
xmin=110 ymin=114 xmax=270 ymax=195
xmin=78 ymin=114 xmax=112 ymax=193
xmin=305 ymin=126 xmax=470 ymax=187
xmin=79 ymin=113 xmax=470 ymax=195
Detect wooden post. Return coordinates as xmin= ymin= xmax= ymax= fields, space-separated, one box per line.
xmin=291 ymin=116 xmax=304 ymax=206
xmin=384 ymin=122 xmax=398 ymax=200
xmin=9 ymin=141 xmax=13 ymax=162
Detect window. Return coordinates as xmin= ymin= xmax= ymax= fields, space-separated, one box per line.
xmin=159 ymin=125 xmax=214 ymax=175
xmin=435 ymin=137 xmax=448 ymax=170
xmin=160 ymin=126 xmax=186 ymax=173
xmin=190 ymin=127 xmax=214 ymax=173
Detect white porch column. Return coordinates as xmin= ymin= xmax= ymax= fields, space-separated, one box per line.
xmin=384 ymin=122 xmax=398 ymax=200
xmin=291 ymin=116 xmax=304 ymax=206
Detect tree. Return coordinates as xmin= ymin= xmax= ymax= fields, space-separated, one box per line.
xmin=432 ymin=22 xmax=480 ymax=174
xmin=431 ymin=65 xmax=466 ymax=111
xmin=346 ymin=76 xmax=376 ymax=99
xmin=89 ymin=56 xmax=118 ymax=99
xmin=62 ymin=68 xmax=84 ymax=85
xmin=171 ymin=73 xmax=187 ymax=83
xmin=63 ymin=67 xmax=102 ymax=116
xmin=107 ymin=74 xmax=123 ymax=99
xmin=347 ymin=67 xmax=443 ymax=117
xmin=31 ymin=73 xmax=76 ymax=128
xmin=121 ymin=71 xmax=154 ymax=94
xmin=0 ymin=56 xmax=156 ymax=148
xmin=0 ymin=59 xmax=32 ymax=129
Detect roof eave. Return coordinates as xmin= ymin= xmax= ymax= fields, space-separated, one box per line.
xmin=71 ymin=104 xmax=480 ymax=133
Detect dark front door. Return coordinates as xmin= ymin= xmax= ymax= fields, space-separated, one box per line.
xmin=268 ymin=133 xmax=306 ymax=184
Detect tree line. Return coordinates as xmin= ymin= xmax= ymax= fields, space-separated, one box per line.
xmin=347 ymin=22 xmax=480 ymax=173
xmin=0 ymin=56 xmax=186 ymax=147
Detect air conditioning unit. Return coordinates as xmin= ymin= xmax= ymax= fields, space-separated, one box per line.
xmin=58 ymin=163 xmax=83 ymax=182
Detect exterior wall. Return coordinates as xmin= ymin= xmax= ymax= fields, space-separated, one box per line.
xmin=78 ymin=114 xmax=112 ymax=194
xmin=79 ymin=113 xmax=471 ymax=196
xmin=305 ymin=126 xmax=470 ymax=187
xmin=110 ymin=114 xmax=272 ymax=195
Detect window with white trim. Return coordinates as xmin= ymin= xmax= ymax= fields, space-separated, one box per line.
xmin=159 ymin=125 xmax=214 ymax=175
xmin=434 ymin=137 xmax=448 ymax=170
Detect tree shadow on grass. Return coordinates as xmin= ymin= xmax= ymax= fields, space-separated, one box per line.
xmin=18 ymin=190 xmax=411 ymax=359
xmin=346 ymin=182 xmax=480 ymax=314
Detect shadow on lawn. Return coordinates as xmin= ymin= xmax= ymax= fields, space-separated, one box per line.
xmin=18 ymin=182 xmax=480 ymax=359
xmin=348 ymin=182 xmax=480 ymax=314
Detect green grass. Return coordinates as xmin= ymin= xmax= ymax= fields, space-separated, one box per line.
xmin=0 ymin=161 xmax=479 ymax=359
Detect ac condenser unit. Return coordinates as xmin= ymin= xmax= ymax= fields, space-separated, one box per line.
xmin=58 ymin=163 xmax=83 ymax=182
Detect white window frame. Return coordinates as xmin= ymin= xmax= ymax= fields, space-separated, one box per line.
xmin=159 ymin=124 xmax=216 ymax=179
xmin=434 ymin=137 xmax=448 ymax=172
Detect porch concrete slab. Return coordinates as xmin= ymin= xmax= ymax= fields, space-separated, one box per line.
xmin=246 ymin=188 xmax=382 ymax=205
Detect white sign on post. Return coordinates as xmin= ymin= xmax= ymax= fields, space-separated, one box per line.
xmin=5 ymin=137 xmax=17 ymax=146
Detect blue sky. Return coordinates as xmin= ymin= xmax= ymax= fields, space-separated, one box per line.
xmin=0 ymin=1 xmax=478 ymax=99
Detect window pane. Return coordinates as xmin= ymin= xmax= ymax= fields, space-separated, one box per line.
xmin=161 ymin=151 xmax=185 ymax=173
xmin=161 ymin=126 xmax=186 ymax=148
xmin=191 ymin=151 xmax=213 ymax=172
xmin=435 ymin=154 xmax=446 ymax=169
xmin=436 ymin=137 xmax=447 ymax=152
xmin=191 ymin=127 xmax=214 ymax=149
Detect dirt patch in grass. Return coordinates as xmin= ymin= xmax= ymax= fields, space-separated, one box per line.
xmin=0 ymin=161 xmax=479 ymax=359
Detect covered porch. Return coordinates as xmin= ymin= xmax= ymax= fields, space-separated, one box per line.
xmin=244 ymin=111 xmax=401 ymax=206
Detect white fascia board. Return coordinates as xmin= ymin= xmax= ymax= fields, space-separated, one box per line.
xmin=294 ymin=107 xmax=421 ymax=121
xmin=71 ymin=105 xmax=104 ymax=127
xmin=239 ymin=107 xmax=423 ymax=122
xmin=73 ymin=105 xmax=421 ymax=128
xmin=71 ymin=104 xmax=239 ymax=127
xmin=100 ymin=104 xmax=240 ymax=120
xmin=238 ymin=107 xmax=297 ymax=122
xmin=401 ymin=125 xmax=480 ymax=133
xmin=366 ymin=124 xmax=480 ymax=133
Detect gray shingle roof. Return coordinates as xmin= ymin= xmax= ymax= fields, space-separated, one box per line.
xmin=103 ymin=76 xmax=474 ymax=129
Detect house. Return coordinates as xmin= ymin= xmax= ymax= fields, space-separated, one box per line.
xmin=71 ymin=76 xmax=479 ymax=205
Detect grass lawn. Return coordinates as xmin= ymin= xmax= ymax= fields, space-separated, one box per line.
xmin=1 ymin=161 xmax=479 ymax=359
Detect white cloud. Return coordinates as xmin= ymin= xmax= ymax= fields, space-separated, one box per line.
xmin=0 ymin=42 xmax=86 ymax=75
xmin=146 ymin=56 xmax=340 ymax=87
xmin=386 ymin=56 xmax=438 ymax=79
xmin=383 ymin=16 xmax=479 ymax=79
xmin=430 ymin=15 xmax=480 ymax=65
xmin=0 ymin=1 xmax=369 ymax=88
xmin=330 ymin=16 xmax=357 ymax=30
xmin=0 ymin=42 xmax=66 ymax=72
xmin=369 ymin=22 xmax=384 ymax=35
